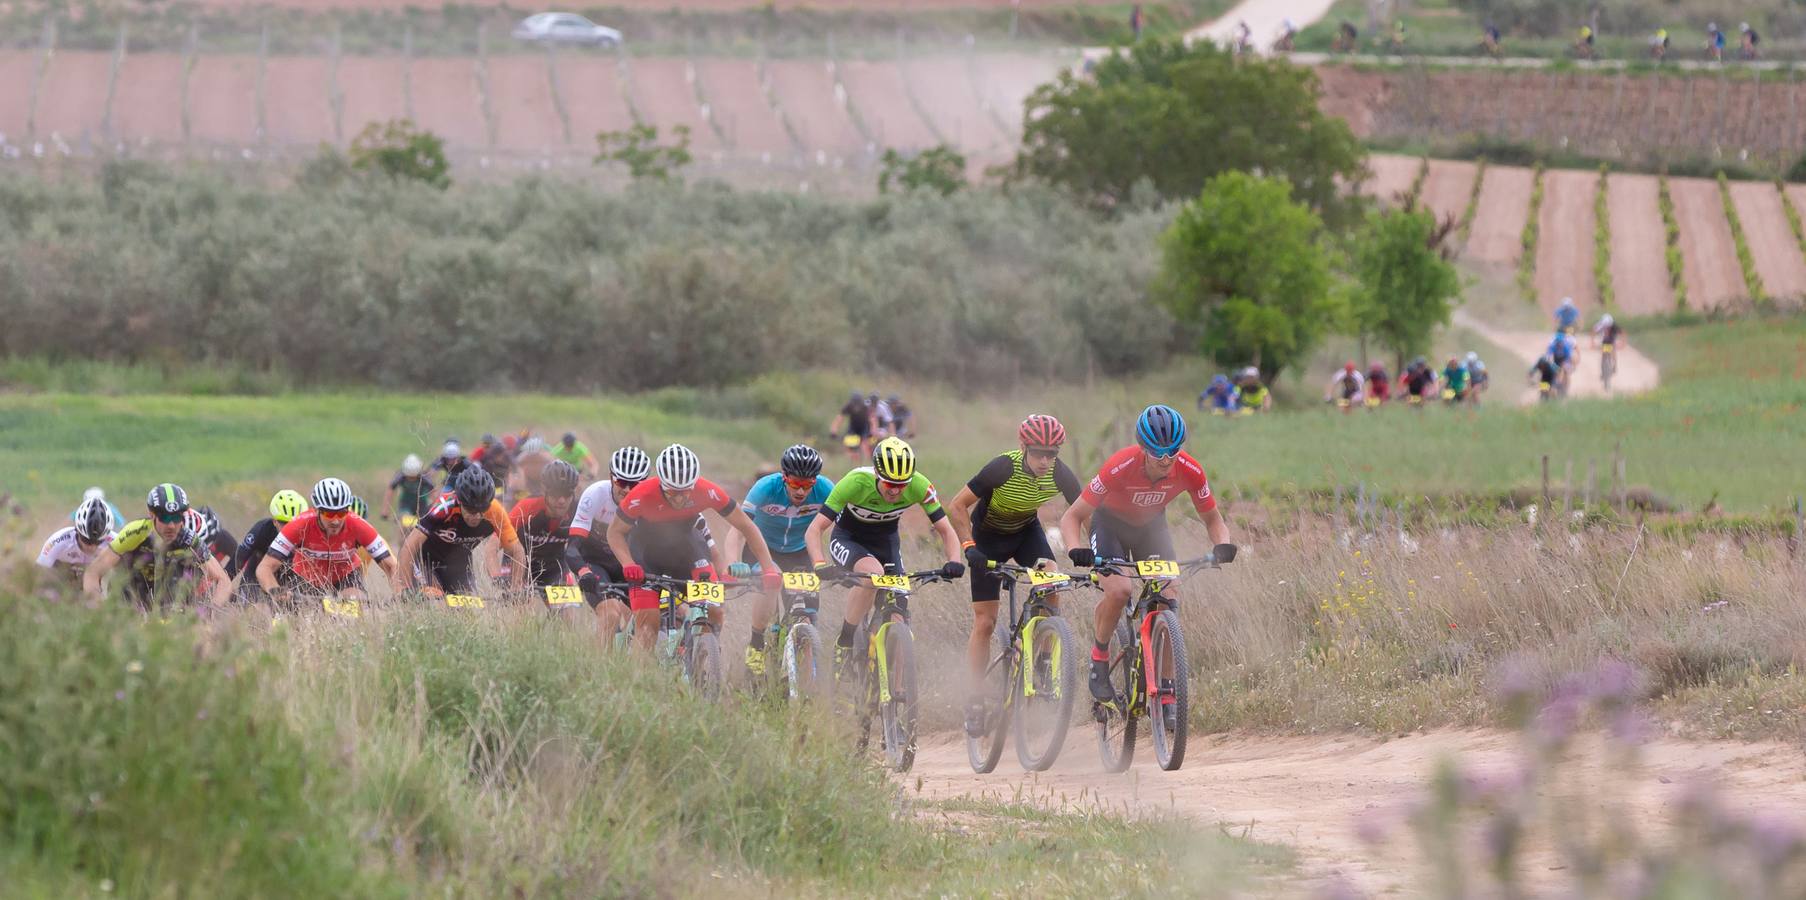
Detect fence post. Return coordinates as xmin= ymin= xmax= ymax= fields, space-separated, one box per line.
xmin=1540 ymin=455 xmax=1551 ymax=529
xmin=101 ymin=23 xmax=127 ymax=143
xmin=1563 ymin=459 xmax=1574 ymax=515
xmin=255 ymin=24 xmax=269 ymax=143
xmin=180 ymin=23 xmax=198 ymax=145
xmin=403 ymin=25 xmax=414 ymax=123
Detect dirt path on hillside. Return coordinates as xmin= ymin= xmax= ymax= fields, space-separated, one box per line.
xmin=1668 ymin=176 xmax=1746 ymax=310
xmin=1453 ymin=310 xmax=1659 ymax=401
xmin=1606 ymin=173 xmax=1675 ymax=315
xmin=1533 ymin=168 xmax=1598 ymax=311
xmin=1187 ymin=0 xmax=1338 ymax=54
xmin=1727 ymin=180 xmax=1806 ymax=301
xmin=909 ymin=729 xmax=1806 ymax=894
xmin=1464 ymin=165 xmax=1533 ymax=265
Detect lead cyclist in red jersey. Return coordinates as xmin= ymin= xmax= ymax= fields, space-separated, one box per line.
xmin=257 ymin=477 xmax=400 ymax=603
xmin=1057 ymin=405 xmax=1233 ymax=711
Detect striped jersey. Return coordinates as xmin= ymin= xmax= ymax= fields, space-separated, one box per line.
xmin=967 ymin=451 xmax=1082 ymax=534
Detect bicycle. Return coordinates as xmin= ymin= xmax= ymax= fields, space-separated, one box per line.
xmin=1600 ymin=341 xmax=1617 ymax=391
xmin=967 ymin=562 xmax=1079 ymax=774
xmin=833 ymin=568 xmax=953 ymax=772
xmin=1082 ymin=547 xmax=1236 ymax=773
xmin=753 ymin=570 xmax=828 ymax=701
xmin=614 ymin=573 xmax=750 ymax=700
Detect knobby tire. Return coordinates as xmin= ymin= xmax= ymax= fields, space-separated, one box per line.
xmin=1013 ymin=615 xmax=1076 ymax=772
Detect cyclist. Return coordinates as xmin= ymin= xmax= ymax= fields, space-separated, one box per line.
xmin=1388 ymin=19 xmax=1407 ymax=53
xmin=552 ymin=432 xmax=601 ymax=479
xmin=1275 ymin=17 xmax=1298 ymax=52
xmin=1530 ymin=353 xmax=1563 ymax=399
xmin=1442 ymin=356 xmax=1472 ymax=402
xmin=726 ymin=444 xmax=834 ymax=675
xmin=234 ymin=489 xmax=308 ymax=596
xmin=72 ymin=487 xmax=125 ymax=531
xmin=398 ymin=466 xmax=529 ymax=596
xmin=1231 ymin=20 xmax=1253 ymax=55
xmin=1548 ymin=331 xmax=1578 ymax=389
xmin=1741 ymin=22 xmax=1759 ymax=60
xmin=511 ymin=436 xmax=554 ymax=500
xmin=568 ymin=446 xmax=656 ymax=639
xmin=1334 ymin=20 xmax=1359 ymax=52
xmin=607 ymin=444 xmax=783 ymax=653
xmin=190 ymin=506 xmax=238 ymax=581
xmin=1593 ymin=313 xmax=1625 ymax=389
xmin=1401 ymin=356 xmax=1438 ymax=404
xmin=1575 ymin=24 xmax=1595 ymax=59
xmin=431 ymin=439 xmax=470 ymax=481
xmin=1235 ymin=367 xmax=1271 ymax=413
xmin=829 ymin=391 xmax=875 ymax=461
xmin=1466 ymin=351 xmax=1490 ymax=401
xmin=37 ymin=497 xmax=116 ymax=582
xmin=887 ymin=395 xmax=916 ymax=439
xmin=509 ymin=459 xmax=582 ymax=587
xmin=1325 ymin=361 xmax=1365 ymax=409
xmin=383 ymin=455 xmax=435 ymax=535
xmin=83 ymin=484 xmax=232 ymax=610
xmin=1555 ymin=296 xmax=1580 ymax=334
xmin=1480 ymin=21 xmax=1502 ymax=57
xmin=805 ymin=437 xmax=965 ymax=680
xmin=867 ymin=392 xmax=895 ymax=438
xmin=1198 ymin=374 xmax=1239 ymax=415
xmin=1058 ymin=406 xmax=1232 ymax=729
xmin=470 ymin=434 xmax=515 ymax=492
xmin=1650 ymin=27 xmax=1670 ymax=60
xmin=945 ymin=415 xmax=1082 ymax=735
xmin=1366 ymin=363 xmax=1391 ymax=405
xmin=256 ymin=478 xmax=399 ymax=603
xmin=1706 ymin=22 xmax=1724 ymax=62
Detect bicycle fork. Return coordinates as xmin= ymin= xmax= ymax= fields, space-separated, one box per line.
xmin=1018 ymin=615 xmax=1061 ymax=700
xmin=868 ymin=621 xmax=895 ymax=703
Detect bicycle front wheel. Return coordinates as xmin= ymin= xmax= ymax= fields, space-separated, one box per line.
xmin=687 ymin=631 xmax=725 ymax=701
xmin=1147 ymin=610 xmax=1190 ymax=771
xmin=1096 ymin=621 xmax=1136 ymax=773
xmin=1013 ymin=615 xmax=1076 ymax=772
xmin=785 ymin=621 xmax=825 ymax=701
xmin=878 ymin=622 xmax=918 ymax=772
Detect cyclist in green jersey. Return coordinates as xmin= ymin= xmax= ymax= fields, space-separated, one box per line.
xmin=83 ymin=483 xmax=232 ymax=610
xmin=944 ymin=415 xmax=1082 ymax=735
xmin=805 ymin=437 xmax=965 ymax=679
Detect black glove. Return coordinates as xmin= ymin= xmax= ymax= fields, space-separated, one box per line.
xmin=1212 ymin=543 xmax=1238 ymax=565
xmin=1067 ymin=547 xmax=1096 ymax=568
xmin=963 ymin=545 xmax=989 ymax=572
xmin=578 ymin=570 xmax=603 ymax=595
xmin=940 ymin=560 xmax=966 ymax=579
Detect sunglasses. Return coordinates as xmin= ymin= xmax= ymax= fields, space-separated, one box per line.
xmin=878 ymin=479 xmax=910 ymax=490
xmin=613 ymin=478 xmax=643 ymax=491
xmin=1144 ymin=449 xmax=1179 ymax=461
xmin=318 ymin=508 xmax=350 ymax=521
xmin=154 ymin=511 xmax=185 ymax=524
xmin=1024 ymin=447 xmax=1061 ymax=460
xmin=783 ymin=476 xmax=815 ymax=489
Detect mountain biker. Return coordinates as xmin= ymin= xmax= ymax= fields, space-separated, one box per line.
xmin=1555 ymin=296 xmax=1581 ymax=334
xmin=37 ymin=497 xmax=116 ymax=582
xmin=1741 ymin=22 xmax=1760 ymax=59
xmin=190 ymin=506 xmax=238 ymax=581
xmin=1441 ymin=357 xmax=1472 ymax=402
xmin=1335 ymin=20 xmax=1359 ymax=52
xmin=1530 ymin=354 xmax=1562 ymax=398
xmin=1401 ymin=356 xmax=1438 ymax=403
xmin=1592 ymin=312 xmax=1625 ymax=348
xmin=1548 ymin=331 xmax=1578 ymax=383
xmin=1366 ymin=363 xmax=1391 ymax=404
xmin=431 ymin=439 xmax=470 ymax=482
xmin=1057 ymin=405 xmax=1232 ymax=731
xmin=1707 ymin=22 xmax=1725 ymax=61
xmin=511 ymin=436 xmax=554 ymax=499
xmin=1325 ymin=362 xmax=1365 ymax=408
xmin=1389 ymin=19 xmax=1407 ymax=53
xmin=398 ymin=466 xmax=529 ymax=596
xmin=806 ymin=436 xmax=965 ymax=681
xmin=867 ymin=392 xmax=895 ymax=438
xmin=1465 ymin=351 xmax=1490 ymax=400
xmin=256 ymin=478 xmax=399 ymax=604
xmin=1650 ymin=28 xmax=1670 ymax=60
xmin=726 ymin=444 xmax=834 ymax=676
xmin=568 ymin=446 xmax=657 ymax=639
xmin=508 ymin=459 xmax=581 ymax=587
xmin=1199 ymin=374 xmax=1239 ymax=415
xmin=608 ymin=444 xmax=783 ymax=653
xmin=71 ymin=487 xmax=125 ymax=531
xmin=383 ymin=455 xmax=436 ymax=536
xmin=1236 ymin=367 xmax=1271 ymax=412
xmin=1575 ymin=24 xmax=1595 ymax=59
xmin=552 ymin=432 xmax=601 ymax=479
xmin=945 ymin=414 xmax=1082 ymax=736
xmin=1481 ymin=21 xmax=1502 ymax=56
xmin=83 ymin=484 xmax=232 ymax=610
xmin=887 ymin=395 xmax=915 ymax=439
xmin=234 ymin=489 xmax=308 ymax=598
xmin=1231 ymin=20 xmax=1253 ymax=54
xmin=470 ymin=434 xmax=516 ymax=496
xmin=1275 ymin=18 xmax=1298 ymax=52
xmin=829 ymin=391 xmax=874 ymax=461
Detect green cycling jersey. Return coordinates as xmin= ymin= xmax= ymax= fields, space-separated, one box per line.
xmin=821 ymin=467 xmax=945 ymax=533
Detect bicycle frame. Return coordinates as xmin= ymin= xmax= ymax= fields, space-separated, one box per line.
xmin=989 ymin=564 xmax=1073 ymax=702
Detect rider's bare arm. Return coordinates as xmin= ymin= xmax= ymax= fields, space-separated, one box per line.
xmin=944 ymin=486 xmax=981 ymax=546
xmin=83 ymin=548 xmax=122 ymax=597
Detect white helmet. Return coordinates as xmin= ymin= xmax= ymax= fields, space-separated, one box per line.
xmin=1240 ymin=366 xmax=1260 ymax=380
xmin=1740 ymin=22 xmax=1749 ymax=32
xmin=401 ymin=454 xmax=424 ymax=477
xmin=1599 ymin=313 xmax=1614 ymax=327
xmin=655 ymin=444 xmax=701 ymax=490
xmin=1465 ymin=351 xmax=1480 ymax=364
xmin=1559 ymin=296 xmax=1575 ymax=308
xmin=519 ymin=437 xmax=547 ymax=455
xmin=1708 ymin=21 xmax=1718 ymax=31
xmin=73 ymin=497 xmax=112 ymax=542
xmin=441 ymin=440 xmax=462 ymax=459
xmin=83 ymin=486 xmax=106 ymax=503
xmin=311 ymin=477 xmax=354 ymax=512
xmin=610 ymin=446 xmax=652 ymax=482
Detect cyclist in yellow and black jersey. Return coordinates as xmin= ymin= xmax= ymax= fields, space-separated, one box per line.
xmin=83 ymin=483 xmax=231 ymax=610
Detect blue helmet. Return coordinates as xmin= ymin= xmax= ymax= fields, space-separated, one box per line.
xmin=1135 ymin=404 xmax=1187 ymax=457
xmin=1211 ymin=374 xmax=1230 ymax=387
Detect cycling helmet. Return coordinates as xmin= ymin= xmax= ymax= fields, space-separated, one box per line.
xmin=349 ymin=496 xmax=369 ymax=519
xmin=269 ymin=490 xmax=308 ymax=523
xmin=562 ymin=432 xmax=577 ymax=446
xmin=194 ymin=506 xmax=221 ymax=542
xmin=147 ymin=483 xmax=190 ymax=517
xmin=848 ymin=390 xmax=862 ymax=402
xmin=1599 ymin=313 xmax=1614 ymax=327
xmin=454 ymin=466 xmax=496 ymax=509
xmin=872 ymin=437 xmax=916 ymax=484
xmin=311 ymin=477 xmax=354 ymax=512
xmin=442 ymin=440 xmax=462 ymax=459
xmin=519 ymin=437 xmax=546 ymax=456
xmin=610 ymin=446 xmax=652 ymax=482
xmin=183 ymin=508 xmax=208 ymax=540
xmin=1135 ymin=405 xmax=1187 ymax=457
xmin=401 ymin=454 xmax=424 ymax=477
xmin=780 ymin=444 xmax=824 ymax=480
xmin=1211 ymin=374 xmax=1230 ymax=387
xmin=1240 ymin=366 xmax=1260 ymax=381
xmin=655 ymin=444 xmax=701 ymax=490
xmin=1344 ymin=361 xmax=1357 ymax=373
xmin=73 ymin=497 xmax=112 ymax=542
xmin=542 ymin=459 xmax=581 ymax=497
xmin=1018 ymin=414 xmax=1067 ymax=449
xmin=1466 ymin=351 xmax=1480 ymax=364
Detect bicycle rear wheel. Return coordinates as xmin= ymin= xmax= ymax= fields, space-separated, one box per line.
xmin=965 ymin=647 xmax=1011 ymax=775
xmin=1096 ymin=621 xmax=1136 ymax=773
xmin=1147 ymin=610 xmax=1190 ymax=771
xmin=688 ymin=631 xmax=725 ymax=701
xmin=879 ymin=622 xmax=918 ymax=772
xmin=1013 ymin=615 xmax=1076 ymax=772
xmin=785 ymin=621 xmax=825 ymax=701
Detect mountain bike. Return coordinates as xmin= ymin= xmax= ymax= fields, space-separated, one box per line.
xmin=756 ymin=570 xmax=827 ymax=701
xmin=1083 ymin=546 xmax=1236 ymax=773
xmin=614 ymin=574 xmax=749 ymax=700
xmin=967 ymin=562 xmax=1078 ymax=774
xmin=1600 ymin=342 xmax=1617 ymax=391
xmin=835 ymin=568 xmax=952 ymax=772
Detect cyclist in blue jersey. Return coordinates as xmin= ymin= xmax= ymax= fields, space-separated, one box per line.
xmin=1197 ymin=374 xmax=1239 ymax=415
xmin=1554 ymin=296 xmax=1580 ymax=334
xmin=725 ymin=444 xmax=834 ymax=675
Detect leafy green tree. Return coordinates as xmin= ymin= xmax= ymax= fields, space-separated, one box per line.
xmin=1012 ymin=39 xmax=1366 ymax=225
xmin=1155 ymin=172 xmax=1336 ymax=379
xmin=595 ymin=124 xmax=693 ymax=181
xmin=878 ymin=145 xmax=967 ymax=196
xmin=348 ymin=119 xmax=450 ymax=189
xmin=1348 ymin=207 xmax=1463 ymax=369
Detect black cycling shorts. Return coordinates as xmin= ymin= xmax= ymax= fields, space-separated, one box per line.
xmin=969 ymin=521 xmax=1056 ymax=603
xmin=846 ymin=417 xmax=871 ymax=439
xmin=827 ymin=527 xmax=901 ymax=575
xmin=420 ymin=544 xmax=478 ymax=594
xmin=628 ymin=522 xmax=713 ymax=579
xmin=526 ymin=550 xmax=570 ymax=588
xmin=1089 ymin=510 xmax=1176 ymax=566
xmin=739 ymin=544 xmax=815 ymax=573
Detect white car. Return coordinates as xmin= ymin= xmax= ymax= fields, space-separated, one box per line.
xmin=512 ymin=13 xmax=622 ymax=49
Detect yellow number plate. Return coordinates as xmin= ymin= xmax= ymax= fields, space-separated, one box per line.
xmin=869 ymin=574 xmax=912 ymax=590
xmin=1135 ymin=559 xmax=1179 ymax=578
xmin=543 ymin=586 xmax=583 ymax=607
xmin=842 ymin=434 xmax=862 ymax=449
xmin=445 ymin=594 xmax=485 ymax=609
xmin=321 ymin=598 xmax=361 ymax=619
xmin=1440 ymin=388 xmax=1457 ymax=400
xmin=1602 ymin=343 xmax=1615 ymax=353
xmin=781 ymin=571 xmax=821 ymax=592
xmin=1027 ymin=570 xmax=1071 ymax=587
xmin=687 ymin=582 xmax=726 ymax=604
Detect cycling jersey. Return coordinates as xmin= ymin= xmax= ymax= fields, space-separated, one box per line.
xmin=1239 ymin=384 xmax=1269 ymax=408
xmin=235 ymin=518 xmax=283 ymax=578
xmin=840 ymin=399 xmax=872 ymax=437
xmin=1330 ymin=371 xmax=1364 ymax=399
xmin=1201 ymin=383 xmax=1239 ymax=412
xmin=508 ymin=495 xmax=574 ymax=585
xmin=415 ymin=495 xmax=519 ymax=553
xmin=109 ymin=518 xmax=209 ymax=605
xmin=819 ymin=467 xmax=946 ymax=538
xmin=388 ymin=472 xmax=438 ymax=518
xmin=551 ymin=440 xmax=592 ymax=469
xmin=1367 ymin=372 xmax=1391 ymax=400
xmin=431 ymin=456 xmax=471 ymax=481
xmin=1081 ymin=446 xmax=1216 ymax=528
xmin=37 ymin=525 xmax=113 ymax=574
xmin=1443 ymin=365 xmax=1470 ymax=392
xmin=1550 ymin=335 xmax=1576 ymax=366
xmin=967 ymin=451 xmax=1081 ymax=534
xmin=267 ymin=511 xmax=391 ymax=588
xmin=1556 ymin=305 xmax=1580 ymax=329
xmin=1597 ymin=323 xmax=1623 ymax=345
xmin=1403 ymin=368 xmax=1437 ymax=396
xmin=618 ymin=477 xmax=737 ymax=526
xmin=741 ymin=472 xmax=833 ymax=554
xmin=1532 ymin=358 xmax=1561 ymax=384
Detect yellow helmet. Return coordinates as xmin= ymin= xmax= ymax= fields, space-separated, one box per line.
xmin=269 ymin=489 xmax=309 ymax=524
xmin=872 ymin=437 xmax=916 ymax=484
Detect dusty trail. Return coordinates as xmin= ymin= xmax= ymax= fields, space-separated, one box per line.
xmin=1453 ymin=310 xmax=1659 ymax=402
xmin=909 ymin=728 xmax=1806 ymax=893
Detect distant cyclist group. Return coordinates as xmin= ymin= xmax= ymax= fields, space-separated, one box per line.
xmin=1320 ymin=16 xmax=1764 ymax=63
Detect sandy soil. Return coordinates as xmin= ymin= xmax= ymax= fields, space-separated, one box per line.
xmin=694 ymin=59 xmax=793 ymax=157
xmin=1454 ymin=309 xmax=1659 ymax=401
xmin=1417 ymin=158 xmax=1476 ymax=226
xmin=337 ymin=57 xmax=408 ymax=142
xmin=1606 ymin=173 xmax=1675 ymax=316
xmin=556 ymin=58 xmax=637 ymax=149
xmin=970 ymin=53 xmax=1064 ymax=138
xmin=407 ymin=57 xmax=487 ymax=148
xmin=0 ymin=51 xmax=34 ymax=141
xmin=110 ymin=53 xmax=187 ymax=144
xmin=1532 ymin=168 xmax=1598 ymax=312
xmin=910 ymin=728 xmax=1806 ymax=893
xmin=626 ymin=57 xmax=721 ymax=152
xmin=902 ymin=55 xmax=998 ymax=156
xmin=487 ymin=54 xmax=565 ymax=151
xmin=1727 ymin=180 xmax=1806 ymax=301
xmin=188 ymin=56 xmax=260 ymax=145
xmin=1363 ymin=153 xmax=1419 ymax=205
xmin=32 ymin=51 xmax=111 ymax=146
xmin=261 ymin=56 xmax=334 ymax=144
xmin=1463 ymin=164 xmax=1534 ymax=265
xmin=195 ymin=0 xmax=1134 ymax=8
xmin=1668 ymin=176 xmax=1747 ymax=310
xmin=837 ymin=59 xmax=937 ymax=151
xmin=766 ymin=59 xmax=867 ymax=161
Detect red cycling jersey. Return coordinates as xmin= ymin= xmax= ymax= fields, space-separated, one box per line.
xmin=617 ymin=477 xmax=736 ymax=525
xmin=1081 ymin=446 xmax=1216 ymax=528
xmin=268 ymin=511 xmax=391 ymax=587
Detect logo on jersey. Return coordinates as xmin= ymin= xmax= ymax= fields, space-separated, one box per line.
xmin=1088 ymin=476 xmax=1108 ymax=494
xmin=1131 ymin=491 xmax=1168 ymax=507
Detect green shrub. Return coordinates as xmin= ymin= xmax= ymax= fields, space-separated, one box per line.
xmin=1658 ymin=174 xmax=1688 ymax=309
xmin=1458 ymin=156 xmax=1486 ymax=243
xmin=1517 ymin=161 xmax=1545 ymax=302
xmin=349 ymin=119 xmax=451 ymax=190
xmin=1718 ymin=171 xmax=1768 ymax=307
xmin=1594 ymin=165 xmax=1614 ymax=310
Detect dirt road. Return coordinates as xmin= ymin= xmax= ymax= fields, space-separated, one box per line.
xmin=1187 ymin=0 xmax=1338 ymax=55
xmin=910 ymin=728 xmax=1806 ymax=893
xmin=1453 ymin=310 xmax=1658 ymax=402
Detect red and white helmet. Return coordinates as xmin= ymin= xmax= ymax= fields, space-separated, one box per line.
xmin=1018 ymin=414 xmax=1067 ymax=450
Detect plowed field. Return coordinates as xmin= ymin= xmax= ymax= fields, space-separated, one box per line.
xmin=695 ymin=59 xmax=792 ymax=157
xmin=1668 ymin=176 xmax=1746 ymax=310
xmin=766 ymin=59 xmax=867 ymax=161
xmin=1726 ymin=181 xmax=1806 ymax=301
xmin=1606 ymin=174 xmax=1674 ymax=315
xmin=1533 ymin=168 xmax=1598 ymax=311
xmin=837 ymin=59 xmax=936 ymax=150
xmin=1417 ymin=159 xmax=1476 ymax=226
xmin=1463 ymin=165 xmax=1533 ymax=265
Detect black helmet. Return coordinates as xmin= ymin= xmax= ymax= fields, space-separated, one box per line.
xmin=542 ymin=459 xmax=581 ymax=497
xmin=454 ymin=466 xmax=496 ymax=510
xmin=147 ymin=483 xmax=189 ymax=517
xmin=780 ymin=444 xmax=823 ymax=480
